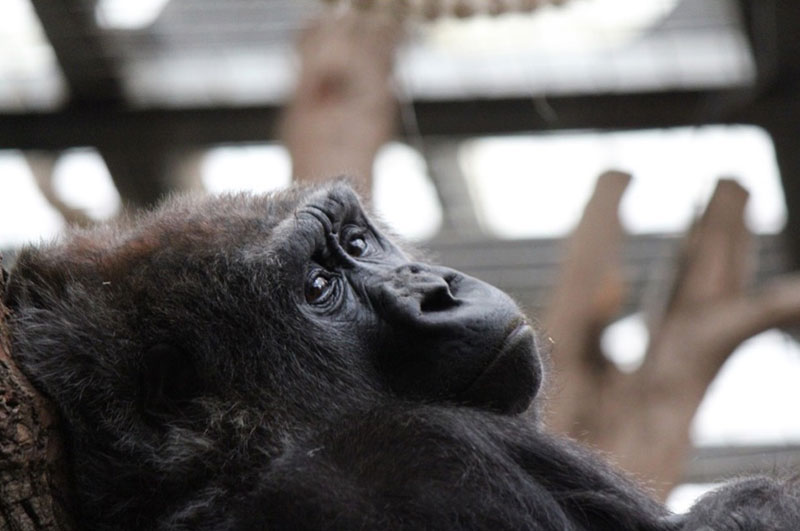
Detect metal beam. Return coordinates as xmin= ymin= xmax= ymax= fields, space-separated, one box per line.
xmin=0 ymin=106 xmax=280 ymax=151
xmin=737 ymin=0 xmax=800 ymax=267
xmin=684 ymin=444 xmax=800 ymax=484
xmin=0 ymin=89 xmax=763 ymax=151
xmin=409 ymin=89 xmax=759 ymax=137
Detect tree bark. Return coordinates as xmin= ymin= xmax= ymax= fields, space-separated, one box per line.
xmin=544 ymin=175 xmax=800 ymax=498
xmin=0 ymin=259 xmax=73 ymax=531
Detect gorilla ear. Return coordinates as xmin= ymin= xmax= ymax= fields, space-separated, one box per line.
xmin=138 ymin=344 xmax=202 ymax=422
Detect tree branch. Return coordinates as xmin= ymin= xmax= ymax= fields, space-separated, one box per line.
xmin=543 ymin=171 xmax=630 ymax=434
xmin=26 ymin=153 xmax=94 ymax=228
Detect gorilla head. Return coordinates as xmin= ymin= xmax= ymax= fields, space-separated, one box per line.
xmin=284 ymin=183 xmax=542 ymax=415
xmin=4 ymin=182 xmax=795 ymax=531
xmin=5 ymin=182 xmax=545 ymax=527
xmin=8 ymin=182 xmax=538 ymax=422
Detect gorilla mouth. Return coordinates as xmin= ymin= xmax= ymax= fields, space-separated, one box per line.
xmin=458 ymin=322 xmax=539 ymax=415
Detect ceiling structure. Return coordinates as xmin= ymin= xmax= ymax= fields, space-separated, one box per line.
xmin=0 ymin=0 xmax=770 ymax=130
xmin=2 ymin=0 xmax=798 ymax=231
xmin=0 ymin=0 xmax=759 ymax=109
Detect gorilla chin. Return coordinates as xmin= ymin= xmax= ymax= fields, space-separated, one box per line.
xmin=459 ymin=321 xmax=540 ymax=415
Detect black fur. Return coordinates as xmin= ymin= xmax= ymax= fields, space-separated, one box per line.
xmin=680 ymin=476 xmax=800 ymax=531
xmin=4 ymin=182 xmax=797 ymax=530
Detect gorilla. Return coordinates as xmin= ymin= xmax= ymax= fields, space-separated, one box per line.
xmin=3 ymin=181 xmax=798 ymax=530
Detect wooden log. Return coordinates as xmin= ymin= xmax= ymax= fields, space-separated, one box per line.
xmin=544 ymin=176 xmax=800 ymax=498
xmin=0 ymin=257 xmax=73 ymax=530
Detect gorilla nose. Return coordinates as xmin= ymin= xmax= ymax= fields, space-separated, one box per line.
xmin=392 ymin=264 xmax=460 ymax=313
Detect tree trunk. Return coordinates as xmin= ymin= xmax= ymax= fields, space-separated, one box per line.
xmin=544 ymin=174 xmax=800 ymax=498
xmin=0 ymin=259 xmax=73 ymax=531
xmin=281 ymin=5 xmax=402 ymax=196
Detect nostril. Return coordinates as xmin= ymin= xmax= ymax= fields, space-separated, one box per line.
xmin=420 ymin=283 xmax=458 ymax=313
xmin=443 ymin=272 xmax=459 ymax=288
xmin=392 ymin=263 xmax=461 ymax=313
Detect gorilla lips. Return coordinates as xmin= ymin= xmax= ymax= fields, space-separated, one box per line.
xmin=458 ymin=322 xmax=540 ymax=415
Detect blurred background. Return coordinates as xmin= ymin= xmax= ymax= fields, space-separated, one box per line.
xmin=1 ymin=0 xmax=799 ymax=512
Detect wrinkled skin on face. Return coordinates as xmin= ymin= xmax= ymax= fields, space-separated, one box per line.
xmin=4 ymin=182 xmax=795 ymax=531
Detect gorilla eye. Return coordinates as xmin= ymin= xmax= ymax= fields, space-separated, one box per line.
xmin=305 ymin=271 xmax=336 ymax=304
xmin=346 ymin=235 xmax=368 ymax=257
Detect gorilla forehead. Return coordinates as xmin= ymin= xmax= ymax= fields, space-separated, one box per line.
xmin=6 ymin=182 xmax=386 ymax=408
xmin=19 ymin=181 xmax=367 ymax=286
xmin=265 ymin=182 xmax=378 ymax=264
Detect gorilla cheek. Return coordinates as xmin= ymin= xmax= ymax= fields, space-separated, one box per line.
xmin=367 ymin=263 xmax=542 ymax=414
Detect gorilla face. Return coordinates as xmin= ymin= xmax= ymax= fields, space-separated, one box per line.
xmin=5 ymin=182 xmax=541 ymax=447
xmin=285 ymin=184 xmax=541 ymax=415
